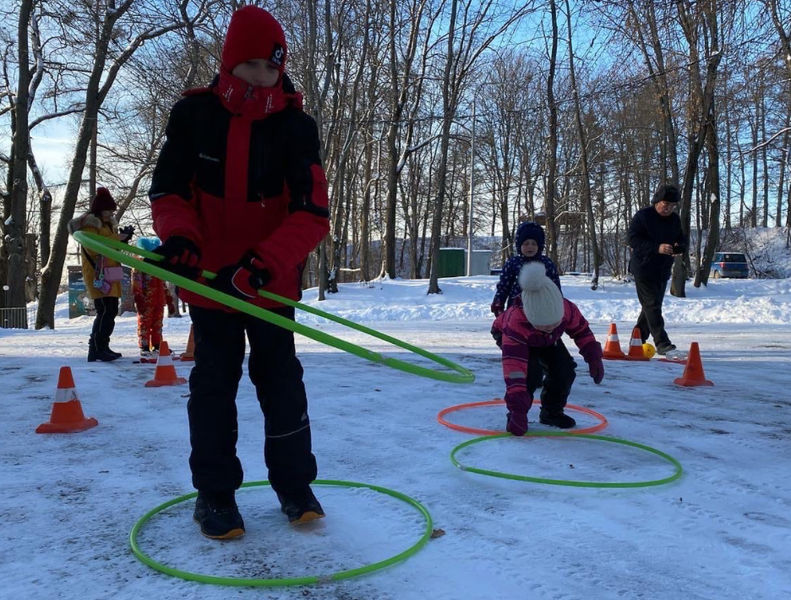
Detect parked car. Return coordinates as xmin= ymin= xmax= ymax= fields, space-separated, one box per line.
xmin=710 ymin=252 xmax=749 ymax=279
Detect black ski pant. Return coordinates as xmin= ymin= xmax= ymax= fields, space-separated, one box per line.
xmin=90 ymin=296 xmax=119 ymax=352
xmin=187 ymin=305 xmax=317 ymax=497
xmin=634 ymin=276 xmax=672 ymax=350
xmin=526 ymin=339 xmax=576 ymax=414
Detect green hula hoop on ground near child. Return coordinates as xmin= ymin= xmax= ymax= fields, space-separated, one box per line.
xmin=450 ymin=432 xmax=682 ymax=488
xmin=73 ymin=231 xmax=474 ymax=384
xmin=129 ymin=479 xmax=433 ymax=587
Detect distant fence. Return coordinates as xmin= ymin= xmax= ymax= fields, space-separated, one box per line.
xmin=0 ymin=306 xmax=35 ymax=329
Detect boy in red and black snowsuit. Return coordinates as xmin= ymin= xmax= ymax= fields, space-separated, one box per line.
xmin=148 ymin=6 xmax=330 ymax=539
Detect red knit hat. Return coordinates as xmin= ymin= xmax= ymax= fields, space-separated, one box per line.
xmin=221 ymin=6 xmax=287 ymax=73
xmin=90 ymin=187 xmax=117 ymax=214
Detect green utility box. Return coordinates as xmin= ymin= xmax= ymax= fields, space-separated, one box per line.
xmin=437 ymin=248 xmax=466 ymax=278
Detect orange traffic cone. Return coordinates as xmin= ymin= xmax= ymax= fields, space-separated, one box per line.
xmin=625 ymin=327 xmax=650 ymax=361
xmin=602 ymin=323 xmax=627 ymax=360
xmin=36 ymin=366 xmax=98 ymax=433
xmin=179 ymin=325 xmax=194 ymax=362
xmin=673 ymin=342 xmax=713 ymax=386
xmin=145 ymin=341 xmax=187 ymax=387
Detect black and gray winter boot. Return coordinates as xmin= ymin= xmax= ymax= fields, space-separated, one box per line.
xmin=277 ymin=487 xmax=325 ymax=524
xmin=88 ymin=347 xmax=120 ymax=362
xmin=193 ymin=491 xmax=245 ymax=539
xmin=539 ymin=408 xmax=576 ymax=429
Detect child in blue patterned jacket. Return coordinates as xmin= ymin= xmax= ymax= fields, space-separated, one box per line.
xmin=491 ymin=221 xmax=561 ymax=316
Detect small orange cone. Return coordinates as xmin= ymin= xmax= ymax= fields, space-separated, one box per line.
xmin=625 ymin=327 xmax=650 ymax=361
xmin=602 ymin=323 xmax=627 ymax=360
xmin=145 ymin=341 xmax=187 ymax=387
xmin=36 ymin=366 xmax=98 ymax=433
xmin=179 ymin=325 xmax=195 ymax=362
xmin=674 ymin=342 xmax=713 ymax=386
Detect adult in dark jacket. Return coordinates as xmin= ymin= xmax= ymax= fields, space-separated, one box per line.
xmin=148 ymin=6 xmax=330 ymax=539
xmin=628 ymin=182 xmax=686 ymax=355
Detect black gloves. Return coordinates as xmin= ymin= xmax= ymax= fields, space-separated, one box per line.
xmin=211 ymin=252 xmax=271 ymax=300
xmin=147 ymin=235 xmax=201 ymax=279
xmin=119 ymin=225 xmax=134 ymax=243
xmin=144 ymin=238 xmax=270 ymax=299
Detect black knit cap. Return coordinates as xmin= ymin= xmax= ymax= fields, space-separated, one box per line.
xmin=515 ymin=221 xmax=545 ymax=254
xmin=651 ymin=182 xmax=680 ymax=204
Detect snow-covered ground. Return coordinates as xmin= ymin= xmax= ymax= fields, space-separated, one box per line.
xmin=1 ymin=273 xmax=790 ymax=599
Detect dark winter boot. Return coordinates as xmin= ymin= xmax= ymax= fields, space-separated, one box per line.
xmin=89 ymin=334 xmax=120 ymax=361
xmin=93 ymin=348 xmax=120 ymax=362
xmin=277 ymin=487 xmax=325 ymax=524
xmin=539 ymin=408 xmax=576 ymax=429
xmin=193 ymin=491 xmax=245 ymax=540
xmin=99 ymin=335 xmax=121 ymax=359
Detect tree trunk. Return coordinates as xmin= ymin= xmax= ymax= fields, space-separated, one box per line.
xmin=696 ymin=99 xmax=722 ymax=287
xmin=359 ymin=137 xmax=375 ymax=282
xmin=382 ymin=0 xmax=426 ymax=279
xmin=427 ymin=0 xmax=459 ymax=294
xmin=671 ymin=0 xmax=722 ymax=299
xmin=543 ymin=0 xmax=559 ymax=264
xmin=5 ymin=0 xmax=34 ymax=325
xmin=564 ymin=0 xmax=600 ymax=289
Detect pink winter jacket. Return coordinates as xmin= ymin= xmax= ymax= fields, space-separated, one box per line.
xmin=492 ymin=298 xmax=601 ymax=398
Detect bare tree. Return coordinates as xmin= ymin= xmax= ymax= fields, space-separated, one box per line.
xmin=671 ymin=0 xmax=722 ymax=298
xmin=426 ymin=0 xmax=533 ymax=294
xmin=564 ymin=0 xmax=601 ymax=288
xmin=4 ymin=0 xmax=34 ymax=323
xmin=381 ymin=0 xmax=432 ymax=280
xmin=35 ymin=0 xmax=212 ymax=329
xmin=325 ymin=0 xmax=374 ymax=292
xmin=543 ymin=0 xmax=560 ymax=266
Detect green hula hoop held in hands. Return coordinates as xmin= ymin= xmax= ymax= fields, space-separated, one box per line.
xmin=72 ymin=231 xmax=474 ymax=384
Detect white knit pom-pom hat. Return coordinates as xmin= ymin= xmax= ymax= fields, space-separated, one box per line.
xmin=518 ymin=262 xmax=564 ymax=327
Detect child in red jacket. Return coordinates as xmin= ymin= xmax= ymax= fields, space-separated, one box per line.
xmin=148 ymin=6 xmax=330 ymax=539
xmin=492 ymin=262 xmax=604 ymax=435
xmin=132 ymin=237 xmax=174 ymax=362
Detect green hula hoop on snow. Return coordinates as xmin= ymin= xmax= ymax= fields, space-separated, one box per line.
xmin=450 ymin=432 xmax=683 ymax=488
xmin=129 ymin=479 xmax=433 ymax=587
xmin=73 ymin=231 xmax=474 ymax=384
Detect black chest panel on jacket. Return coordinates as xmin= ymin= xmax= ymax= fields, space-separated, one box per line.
xmin=190 ymin=99 xmax=289 ymax=202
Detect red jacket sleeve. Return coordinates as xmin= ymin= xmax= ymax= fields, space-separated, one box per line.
xmin=253 ymin=115 xmax=329 ymax=277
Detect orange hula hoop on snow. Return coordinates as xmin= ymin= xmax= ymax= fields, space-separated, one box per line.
xmin=437 ymin=399 xmax=608 ymax=436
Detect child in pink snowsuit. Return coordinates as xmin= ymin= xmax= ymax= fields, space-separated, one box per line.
xmin=492 ymin=262 xmax=604 ymax=435
xmin=132 ymin=237 xmax=173 ymax=361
